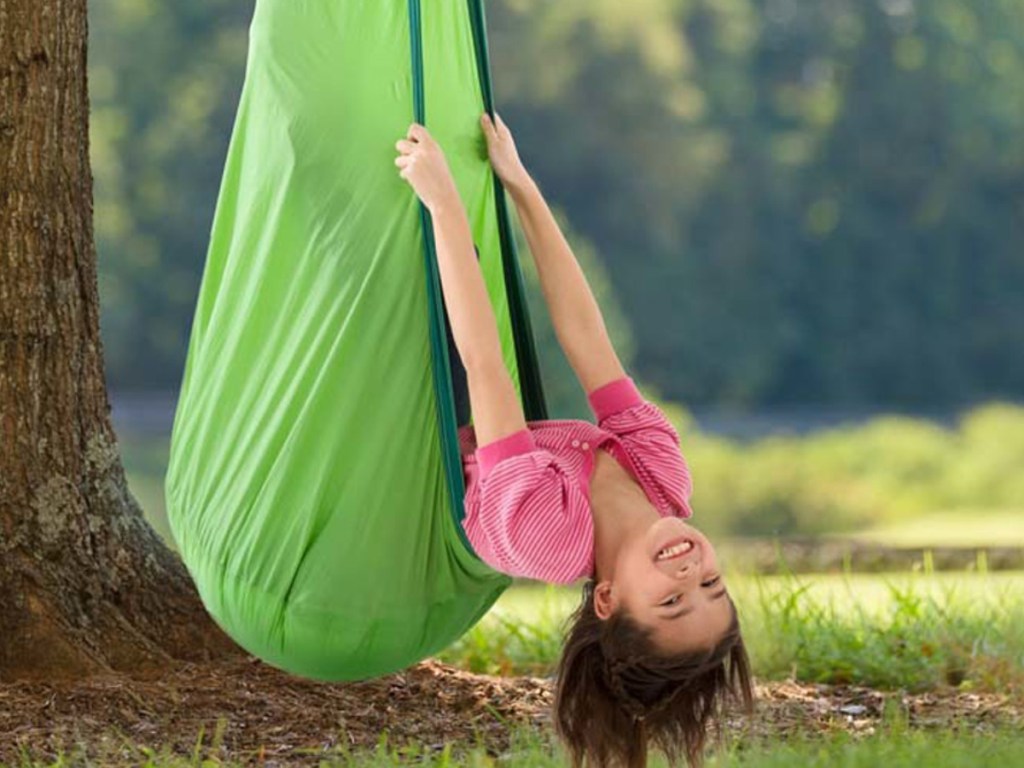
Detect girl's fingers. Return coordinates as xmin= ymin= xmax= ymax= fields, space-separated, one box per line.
xmin=481 ymin=113 xmax=498 ymax=141
xmin=407 ymin=122 xmax=428 ymax=142
xmin=395 ymin=139 xmax=416 ymax=154
xmin=394 ymin=154 xmax=412 ymax=168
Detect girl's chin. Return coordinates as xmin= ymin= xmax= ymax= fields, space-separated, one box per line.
xmin=646 ymin=515 xmax=694 ymax=550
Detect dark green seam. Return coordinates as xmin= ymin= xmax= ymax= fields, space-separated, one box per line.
xmin=466 ymin=0 xmax=549 ymax=422
xmin=407 ymin=0 xmax=475 ymax=555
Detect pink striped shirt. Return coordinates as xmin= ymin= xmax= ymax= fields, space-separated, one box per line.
xmin=457 ymin=376 xmax=694 ymax=584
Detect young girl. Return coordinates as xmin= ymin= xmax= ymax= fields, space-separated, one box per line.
xmin=395 ymin=114 xmax=753 ymax=768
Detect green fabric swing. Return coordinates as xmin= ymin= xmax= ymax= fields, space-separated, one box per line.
xmin=165 ymin=0 xmax=546 ymax=682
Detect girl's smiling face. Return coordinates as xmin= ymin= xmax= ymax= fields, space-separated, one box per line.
xmin=592 ymin=518 xmax=733 ymax=653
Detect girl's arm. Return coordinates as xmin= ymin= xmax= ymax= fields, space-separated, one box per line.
xmin=479 ymin=113 xmax=627 ymax=395
xmin=396 ymin=123 xmax=527 ymax=447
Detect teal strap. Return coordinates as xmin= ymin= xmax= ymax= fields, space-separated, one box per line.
xmin=407 ymin=0 xmax=473 ymax=553
xmin=466 ymin=0 xmax=549 ymax=422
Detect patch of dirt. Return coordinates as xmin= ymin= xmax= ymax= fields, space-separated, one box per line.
xmin=0 ymin=656 xmax=1019 ymax=765
xmin=736 ymin=679 xmax=1020 ymax=741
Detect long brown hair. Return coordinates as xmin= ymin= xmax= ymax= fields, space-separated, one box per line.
xmin=554 ymin=580 xmax=754 ymax=768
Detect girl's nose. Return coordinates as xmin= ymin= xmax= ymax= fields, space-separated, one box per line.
xmin=675 ymin=561 xmax=697 ymax=579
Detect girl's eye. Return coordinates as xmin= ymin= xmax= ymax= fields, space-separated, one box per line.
xmin=701 ymin=575 xmax=722 ymax=588
xmin=661 ymin=594 xmax=681 ymax=606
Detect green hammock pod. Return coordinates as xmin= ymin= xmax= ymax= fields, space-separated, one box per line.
xmin=165 ymin=0 xmax=547 ymax=682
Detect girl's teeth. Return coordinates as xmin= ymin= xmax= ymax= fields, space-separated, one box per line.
xmin=657 ymin=539 xmax=694 ymax=560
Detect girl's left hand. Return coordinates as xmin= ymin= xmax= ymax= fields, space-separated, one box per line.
xmin=395 ymin=123 xmax=460 ymax=213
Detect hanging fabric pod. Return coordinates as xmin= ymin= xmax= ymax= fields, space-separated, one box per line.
xmin=165 ymin=0 xmax=546 ymax=682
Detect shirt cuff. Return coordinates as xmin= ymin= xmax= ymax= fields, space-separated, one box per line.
xmin=587 ymin=376 xmax=645 ymax=421
xmin=476 ymin=428 xmax=537 ymax=478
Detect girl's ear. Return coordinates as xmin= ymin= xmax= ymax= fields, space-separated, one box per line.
xmin=593 ymin=580 xmax=616 ymax=620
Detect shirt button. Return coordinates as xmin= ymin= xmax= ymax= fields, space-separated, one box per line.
xmin=581 ymin=442 xmax=590 ymax=451
xmin=571 ymin=439 xmax=581 ymax=448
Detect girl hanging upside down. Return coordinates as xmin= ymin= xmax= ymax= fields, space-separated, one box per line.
xmin=395 ymin=114 xmax=754 ymax=768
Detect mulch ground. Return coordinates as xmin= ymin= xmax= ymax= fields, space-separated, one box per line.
xmin=1 ymin=656 xmax=1020 ymax=765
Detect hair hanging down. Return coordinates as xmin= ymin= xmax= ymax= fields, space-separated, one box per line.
xmin=554 ymin=580 xmax=754 ymax=768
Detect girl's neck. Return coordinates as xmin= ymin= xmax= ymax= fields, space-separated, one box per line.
xmin=589 ymin=448 xmax=660 ymax=580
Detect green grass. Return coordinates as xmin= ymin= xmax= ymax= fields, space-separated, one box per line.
xmin=368 ymin=727 xmax=1024 ymax=768
xmin=705 ymin=728 xmax=1024 ymax=768
xmin=10 ymin=721 xmax=1024 ymax=767
xmin=743 ymin=571 xmax=1024 ymax=692
xmin=439 ymin=571 xmax=1024 ymax=695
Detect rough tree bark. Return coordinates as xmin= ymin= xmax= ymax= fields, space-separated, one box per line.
xmin=0 ymin=0 xmax=239 ymax=680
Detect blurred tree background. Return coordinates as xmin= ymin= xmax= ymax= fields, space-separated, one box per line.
xmin=90 ymin=0 xmax=1024 ymax=412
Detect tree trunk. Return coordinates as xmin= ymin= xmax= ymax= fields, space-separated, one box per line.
xmin=0 ymin=0 xmax=239 ymax=680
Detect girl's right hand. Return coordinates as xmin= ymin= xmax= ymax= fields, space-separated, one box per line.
xmin=395 ymin=122 xmax=461 ymax=214
xmin=480 ymin=112 xmax=530 ymax=191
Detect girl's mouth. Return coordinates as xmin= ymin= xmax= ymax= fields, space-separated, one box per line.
xmin=655 ymin=537 xmax=696 ymax=561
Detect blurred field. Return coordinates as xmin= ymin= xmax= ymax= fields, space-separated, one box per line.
xmin=661 ymin=401 xmax=1024 ymax=540
xmin=844 ymin=509 xmax=1024 ymax=547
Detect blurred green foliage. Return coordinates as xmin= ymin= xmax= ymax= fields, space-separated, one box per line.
xmin=666 ymin=399 xmax=1024 ymax=536
xmin=89 ymin=0 xmax=251 ymax=386
xmin=89 ymin=0 xmax=1024 ymax=408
